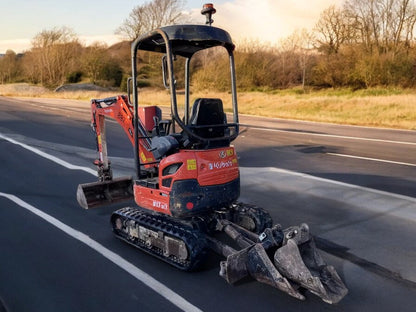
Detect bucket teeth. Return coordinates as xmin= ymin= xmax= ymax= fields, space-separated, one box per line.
xmin=247 ymin=244 xmax=305 ymax=300
xmin=219 ymin=223 xmax=348 ymax=304
xmin=220 ymin=243 xmax=305 ymax=300
xmin=274 ymin=238 xmax=348 ymax=304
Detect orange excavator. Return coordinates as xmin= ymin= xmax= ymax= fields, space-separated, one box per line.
xmin=77 ymin=4 xmax=347 ymax=303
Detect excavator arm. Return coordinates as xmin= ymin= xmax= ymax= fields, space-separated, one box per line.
xmin=77 ymin=95 xmax=158 ymax=209
xmin=90 ymin=95 xmax=156 ymax=181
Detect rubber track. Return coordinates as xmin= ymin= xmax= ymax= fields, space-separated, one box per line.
xmin=111 ymin=207 xmax=208 ymax=271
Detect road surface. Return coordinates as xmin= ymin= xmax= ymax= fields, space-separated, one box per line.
xmin=0 ymin=96 xmax=415 ymax=311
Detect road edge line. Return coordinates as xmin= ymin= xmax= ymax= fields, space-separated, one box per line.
xmin=0 ymin=192 xmax=202 ymax=312
xmin=264 ymin=167 xmax=416 ymax=202
xmin=0 ymin=132 xmax=96 ymax=175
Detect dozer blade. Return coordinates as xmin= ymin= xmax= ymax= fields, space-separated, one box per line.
xmin=77 ymin=176 xmax=133 ymax=209
xmin=219 ymin=223 xmax=348 ymax=304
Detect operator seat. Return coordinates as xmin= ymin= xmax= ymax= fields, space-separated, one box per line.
xmin=189 ymin=98 xmax=226 ymax=138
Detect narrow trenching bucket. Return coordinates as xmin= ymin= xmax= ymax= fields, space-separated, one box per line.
xmin=274 ymin=238 xmax=348 ymax=304
xmin=76 ymin=176 xmax=134 ymax=209
xmin=219 ymin=224 xmax=348 ymax=304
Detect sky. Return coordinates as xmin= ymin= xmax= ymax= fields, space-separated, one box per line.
xmin=0 ymin=0 xmax=341 ymax=54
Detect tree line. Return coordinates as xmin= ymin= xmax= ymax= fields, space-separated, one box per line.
xmin=2 ymin=0 xmax=416 ymax=91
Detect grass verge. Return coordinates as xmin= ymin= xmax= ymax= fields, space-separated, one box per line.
xmin=0 ymin=83 xmax=415 ymax=130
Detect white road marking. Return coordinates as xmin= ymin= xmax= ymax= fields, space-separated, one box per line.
xmin=0 ymin=192 xmax=202 ymax=312
xmin=246 ymin=126 xmax=416 ymax=146
xmin=2 ymin=130 xmax=415 ymax=311
xmin=2 ymin=130 xmax=413 ymax=202
xmin=265 ymin=167 xmax=416 ymax=202
xmin=0 ymin=132 xmax=202 ymax=311
xmin=0 ymin=133 xmax=96 ymax=176
xmin=327 ymin=152 xmax=416 ymax=167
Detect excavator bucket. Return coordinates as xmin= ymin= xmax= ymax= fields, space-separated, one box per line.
xmin=219 ymin=223 xmax=348 ymax=304
xmin=274 ymin=237 xmax=347 ymax=304
xmin=220 ymin=243 xmax=306 ymax=300
xmin=77 ymin=176 xmax=134 ymax=209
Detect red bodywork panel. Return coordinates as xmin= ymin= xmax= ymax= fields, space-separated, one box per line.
xmin=91 ymin=95 xmax=240 ymax=216
xmin=134 ymin=147 xmax=239 ymax=215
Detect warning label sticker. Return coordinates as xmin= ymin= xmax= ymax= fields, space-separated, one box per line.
xmin=187 ymin=159 xmax=197 ymax=170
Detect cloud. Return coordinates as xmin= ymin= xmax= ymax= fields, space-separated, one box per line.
xmin=190 ymin=0 xmax=339 ymax=45
xmin=0 ymin=34 xmax=124 ymax=54
xmin=0 ymin=39 xmax=31 ymax=54
xmin=1 ymin=0 xmax=339 ymax=53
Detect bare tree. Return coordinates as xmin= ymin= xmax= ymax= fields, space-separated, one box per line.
xmin=343 ymin=0 xmax=380 ymax=52
xmin=314 ymin=5 xmax=356 ymax=54
xmin=28 ymin=26 xmax=81 ymax=87
xmin=82 ymin=42 xmax=108 ymax=84
xmin=0 ymin=50 xmax=20 ymax=84
xmin=116 ymin=0 xmax=185 ymax=40
xmin=276 ymin=30 xmax=316 ymax=89
xmin=344 ymin=0 xmax=416 ymax=54
xmin=387 ymin=0 xmax=416 ymax=54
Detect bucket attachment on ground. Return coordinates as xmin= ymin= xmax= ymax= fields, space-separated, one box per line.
xmin=77 ymin=176 xmax=133 ymax=209
xmin=274 ymin=237 xmax=348 ymax=304
xmin=217 ymin=222 xmax=348 ymax=304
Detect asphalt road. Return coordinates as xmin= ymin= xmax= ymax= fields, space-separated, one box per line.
xmin=0 ymin=96 xmax=415 ymax=312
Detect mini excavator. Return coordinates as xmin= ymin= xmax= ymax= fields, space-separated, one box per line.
xmin=77 ymin=4 xmax=348 ymax=304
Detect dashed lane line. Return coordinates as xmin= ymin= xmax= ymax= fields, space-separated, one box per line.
xmin=265 ymin=167 xmax=416 ymax=203
xmin=326 ymin=152 xmax=416 ymax=167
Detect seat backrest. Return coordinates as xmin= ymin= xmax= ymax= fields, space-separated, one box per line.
xmin=189 ymin=98 xmax=225 ymax=138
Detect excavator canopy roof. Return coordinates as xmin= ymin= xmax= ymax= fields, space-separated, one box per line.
xmin=132 ymin=24 xmax=235 ymax=58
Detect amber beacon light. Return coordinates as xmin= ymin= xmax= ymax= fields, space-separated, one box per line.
xmin=201 ymin=3 xmax=216 ymax=26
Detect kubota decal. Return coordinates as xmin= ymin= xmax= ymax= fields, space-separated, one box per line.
xmin=208 ymin=160 xmax=233 ymax=170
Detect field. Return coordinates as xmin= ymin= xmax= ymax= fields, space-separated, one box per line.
xmin=0 ymin=83 xmax=415 ymax=130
